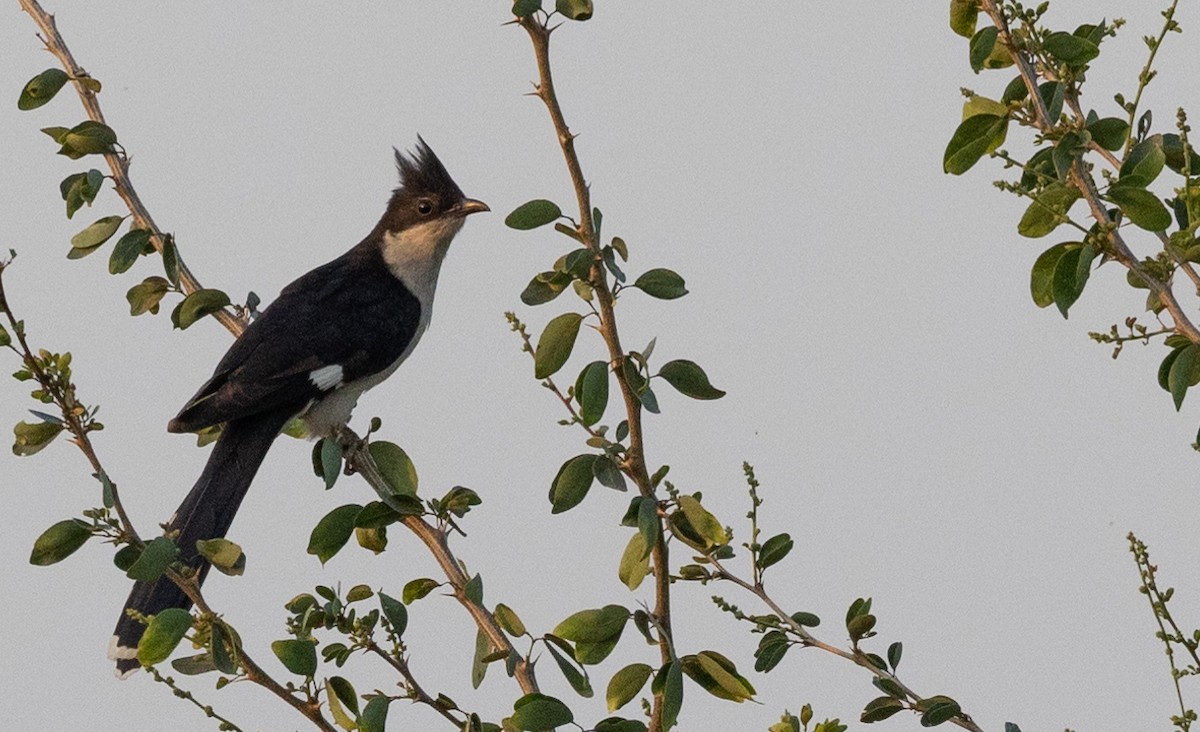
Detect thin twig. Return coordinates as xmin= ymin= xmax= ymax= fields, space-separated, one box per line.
xmin=707 ymin=556 xmax=986 ymax=732
xmin=366 ymin=642 xmax=465 ymax=728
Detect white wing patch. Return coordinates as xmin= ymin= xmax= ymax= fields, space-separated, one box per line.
xmin=309 ymin=364 xmax=344 ymax=391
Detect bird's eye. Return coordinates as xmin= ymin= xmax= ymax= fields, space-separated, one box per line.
xmin=417 ymin=199 xmax=434 ymax=215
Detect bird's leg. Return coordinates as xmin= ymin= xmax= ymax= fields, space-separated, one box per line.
xmin=331 ymin=423 xmax=368 ymax=476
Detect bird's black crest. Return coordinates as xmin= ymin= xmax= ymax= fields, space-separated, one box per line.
xmin=393 ymin=137 xmax=465 ymax=202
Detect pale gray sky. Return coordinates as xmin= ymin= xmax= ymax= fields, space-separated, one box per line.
xmin=2 ymin=3 xmax=1198 ymax=731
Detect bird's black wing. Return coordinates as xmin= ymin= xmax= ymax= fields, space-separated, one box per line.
xmin=169 ymin=246 xmax=422 ymax=432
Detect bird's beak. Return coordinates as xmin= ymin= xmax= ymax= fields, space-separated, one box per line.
xmin=456 ymin=198 xmax=490 ymax=217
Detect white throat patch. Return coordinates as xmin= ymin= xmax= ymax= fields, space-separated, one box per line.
xmin=381 ymin=217 xmax=464 ymax=313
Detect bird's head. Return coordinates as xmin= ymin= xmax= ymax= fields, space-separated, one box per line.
xmin=375 ymin=138 xmax=488 ymax=290
xmin=382 ymin=137 xmax=489 ymax=233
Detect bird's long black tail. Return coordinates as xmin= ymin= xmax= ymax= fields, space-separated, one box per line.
xmin=109 ymin=408 xmax=293 ymax=678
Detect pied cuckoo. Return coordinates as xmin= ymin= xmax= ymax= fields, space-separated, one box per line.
xmin=109 ymin=139 xmax=487 ymax=677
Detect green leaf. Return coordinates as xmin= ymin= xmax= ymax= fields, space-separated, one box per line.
xmin=29 ymin=519 xmax=90 ymax=565
xmin=1168 ymin=344 xmax=1200 ymax=410
xmin=71 ymin=215 xmax=123 ymax=249
xmin=1120 ymin=136 xmax=1166 ymax=187
xmin=1017 ymin=182 xmax=1079 ymax=238
xmin=375 ymin=593 xmax=404 ymax=638
xmin=1108 ymin=186 xmax=1171 ymax=232
xmin=1038 ymin=81 xmax=1064 ymax=121
xmin=1029 ymin=242 xmax=1071 ymax=308
xmin=1086 ymin=117 xmax=1129 ymax=151
xmin=544 ymin=639 xmax=594 ymax=697
xmin=757 ymin=533 xmax=794 ymax=571
xmin=521 ymin=270 xmax=572 ymax=306
xmin=1050 ymin=243 xmax=1096 ymax=318
xmin=61 ymin=120 xmax=118 ymax=155
xmin=125 ymin=536 xmax=180 ymax=582
xmin=968 ymin=27 xmax=997 ymax=72
xmin=0 ymin=324 xmax=9 ymax=348
xmin=575 ymin=361 xmax=609 ymax=426
xmin=209 ymin=622 xmax=238 ymax=674
xmin=320 ymin=438 xmax=342 ymax=489
xmin=367 ymin=441 xmax=418 ymax=496
xmin=660 ymin=662 xmax=683 ymax=730
xmin=553 ymin=605 xmax=629 ymax=643
xmin=137 ymin=607 xmax=193 ymax=666
xmin=1163 ymin=133 xmax=1200 ymax=175
xmin=1042 ymin=31 xmax=1099 ymax=66
xmin=465 ymin=573 xmax=484 ymax=605
xmin=61 ymin=168 xmax=104 ymax=219
xmin=109 ymin=229 xmax=151 ymax=275
xmin=173 ymin=288 xmax=230 ymax=330
xmin=683 ymin=650 xmax=756 ymax=702
xmin=505 ymin=199 xmax=562 ymax=230
xmin=306 ymin=503 xmax=363 ymax=564
xmin=534 ymin=312 xmax=583 ymax=379
xmin=638 ymin=496 xmax=660 ymax=557
xmin=113 ymin=544 xmax=141 ymax=572
xmin=171 ymin=653 xmax=217 ymax=676
xmin=607 ymin=663 xmax=653 ymax=712
xmin=329 ymin=675 xmax=360 ymax=716
xmin=658 ymin=359 xmax=725 ymax=400
xmin=676 ymin=495 xmax=728 ymax=548
xmin=126 ymin=276 xmax=169 ymax=316
xmin=18 ymin=68 xmax=69 ymax=110
xmin=949 ymin=0 xmax=979 ymax=37
xmin=556 ymin=0 xmax=593 ymax=20
xmin=754 ymin=631 xmax=790 ymax=673
xmin=593 ymin=455 xmax=626 ymax=492
xmin=919 ymin=696 xmax=962 ymax=727
xmin=632 ymin=269 xmax=688 ymax=300
xmin=510 ymin=693 xmax=574 ymax=731
xmin=326 ymin=676 xmax=360 ymax=730
xmin=861 ymin=696 xmax=906 ymax=723
xmin=355 ymin=525 xmax=386 ymax=555
xmin=440 ymin=485 xmax=481 ymax=517
xmin=888 ymin=641 xmax=903 ymax=671
xmin=618 ymin=530 xmax=651 ymax=591
xmin=196 ymin=538 xmax=245 ymax=576
xmin=943 ymin=114 xmax=1007 ymax=175
xmin=495 ymin=603 xmax=527 ymax=636
xmin=403 ymin=577 xmax=440 ymax=604
xmin=512 ymin=0 xmax=543 ymax=18
xmin=162 ymin=235 xmax=180 ymax=287
xmin=41 ymin=126 xmax=70 ymax=143
xmin=360 ymin=697 xmax=390 ymax=732
xmin=549 ymin=454 xmax=597 ymax=513
xmin=12 ymin=420 xmax=64 ymax=456
xmin=471 ymin=627 xmax=492 ymax=689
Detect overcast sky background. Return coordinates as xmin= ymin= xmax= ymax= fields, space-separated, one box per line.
xmin=2 ymin=3 xmax=1199 ymax=731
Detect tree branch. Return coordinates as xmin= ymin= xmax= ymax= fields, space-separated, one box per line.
xmin=516 ymin=15 xmax=674 ymax=730
xmin=978 ymin=0 xmax=1200 ymax=344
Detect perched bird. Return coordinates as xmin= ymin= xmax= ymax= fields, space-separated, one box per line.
xmin=109 ymin=139 xmax=487 ymax=678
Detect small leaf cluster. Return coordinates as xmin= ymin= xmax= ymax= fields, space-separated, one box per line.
xmin=17 ymin=68 xmax=240 ymax=331
xmin=946 ymin=2 xmax=1200 ymax=422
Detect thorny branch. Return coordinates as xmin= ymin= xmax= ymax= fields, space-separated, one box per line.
xmin=516 ymin=13 xmax=675 ymax=731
